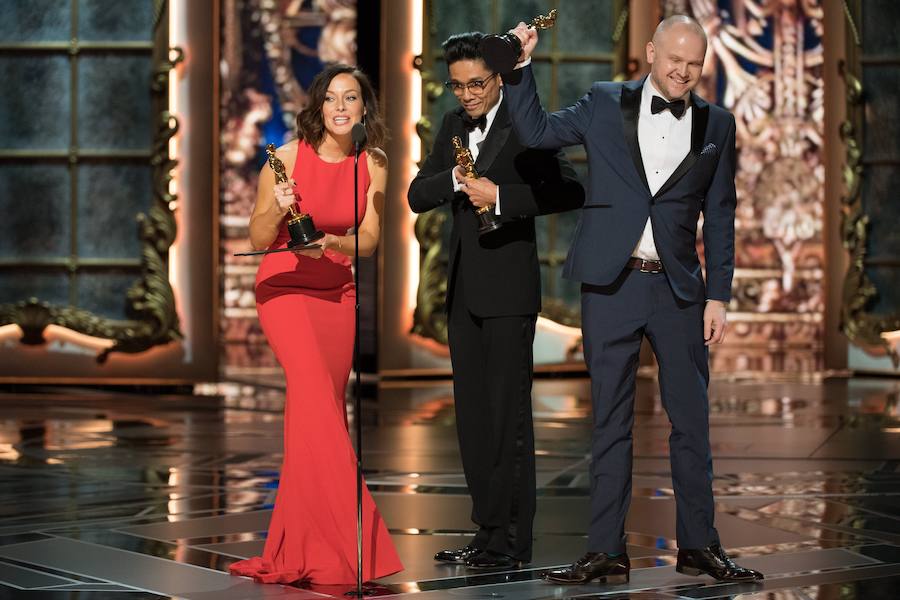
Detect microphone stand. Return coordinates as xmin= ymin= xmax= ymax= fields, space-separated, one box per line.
xmin=348 ymin=123 xmax=367 ymax=598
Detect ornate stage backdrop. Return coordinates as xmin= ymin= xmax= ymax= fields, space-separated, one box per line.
xmin=661 ymin=0 xmax=826 ymax=373
xmin=219 ymin=0 xmax=357 ymax=378
xmin=0 ymin=0 xmax=193 ymax=377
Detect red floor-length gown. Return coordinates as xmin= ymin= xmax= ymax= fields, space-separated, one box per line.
xmin=229 ymin=141 xmax=402 ymax=584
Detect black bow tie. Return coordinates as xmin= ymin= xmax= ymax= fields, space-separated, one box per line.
xmin=651 ymin=95 xmax=686 ymax=118
xmin=462 ymin=113 xmax=487 ymax=132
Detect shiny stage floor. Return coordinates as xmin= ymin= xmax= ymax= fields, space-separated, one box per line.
xmin=1 ymin=375 xmax=899 ymax=599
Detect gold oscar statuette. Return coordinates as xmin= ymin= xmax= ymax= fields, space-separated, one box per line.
xmin=480 ymin=8 xmax=558 ymax=73
xmin=452 ymin=136 xmax=501 ymax=235
xmin=265 ymin=144 xmax=324 ymax=247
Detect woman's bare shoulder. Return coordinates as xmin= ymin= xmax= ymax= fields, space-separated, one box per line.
xmin=275 ymin=139 xmax=300 ymax=157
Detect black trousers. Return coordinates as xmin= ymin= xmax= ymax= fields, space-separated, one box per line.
xmin=447 ymin=271 xmax=537 ymax=561
xmin=581 ymin=269 xmax=720 ymax=553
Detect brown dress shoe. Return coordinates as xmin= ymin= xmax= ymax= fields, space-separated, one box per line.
xmin=676 ymin=545 xmax=764 ymax=582
xmin=541 ymin=552 xmax=630 ymax=584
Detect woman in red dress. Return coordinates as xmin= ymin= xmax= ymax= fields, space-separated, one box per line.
xmin=229 ymin=64 xmax=402 ymax=585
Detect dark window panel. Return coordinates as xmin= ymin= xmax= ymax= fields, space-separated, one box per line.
xmin=431 ymin=0 xmax=491 ymax=49
xmin=863 ymin=166 xmax=900 ymax=259
xmin=76 ymin=164 xmax=153 ymax=259
xmin=0 ymin=270 xmax=69 ymax=306
xmin=75 ymin=269 xmax=141 ymax=319
xmin=862 ymin=66 xmax=900 ymax=162
xmin=499 ymin=0 xmax=546 ymax=34
xmin=0 ymin=55 xmax=71 ymax=150
xmin=77 ymin=54 xmax=152 ymax=150
xmin=0 ymin=0 xmax=71 ymax=42
xmin=555 ymin=0 xmax=614 ymax=54
xmin=862 ymin=0 xmax=900 ymax=55
xmin=77 ymin=0 xmax=155 ymax=42
xmin=0 ymin=164 xmax=71 ymax=259
xmin=532 ymin=58 xmax=553 ymax=106
xmin=865 ymin=266 xmax=900 ymax=317
xmin=557 ymin=62 xmax=612 ymax=109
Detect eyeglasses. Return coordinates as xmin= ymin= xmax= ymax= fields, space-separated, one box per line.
xmin=444 ymin=72 xmax=497 ymax=94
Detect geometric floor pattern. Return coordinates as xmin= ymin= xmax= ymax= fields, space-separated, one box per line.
xmin=1 ymin=375 xmax=899 ymax=599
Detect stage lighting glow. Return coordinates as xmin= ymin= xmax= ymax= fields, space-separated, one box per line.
xmin=406 ymin=0 xmax=424 ymax=315
xmin=404 ymin=0 xmax=424 ymax=318
xmin=168 ymin=1 xmax=183 ymax=289
xmin=410 ymin=0 xmax=423 ymax=164
xmin=163 ymin=0 xmax=191 ymax=356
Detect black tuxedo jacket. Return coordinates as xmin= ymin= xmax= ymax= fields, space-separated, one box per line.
xmin=408 ymin=101 xmax=585 ymax=318
xmin=503 ymin=68 xmax=737 ymax=303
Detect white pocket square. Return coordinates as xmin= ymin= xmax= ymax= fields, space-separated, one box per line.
xmin=701 ymin=143 xmax=718 ymax=155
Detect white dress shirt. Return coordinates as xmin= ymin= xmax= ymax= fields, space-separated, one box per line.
xmin=632 ymin=78 xmax=692 ymax=260
xmin=451 ymin=92 xmax=503 ymax=214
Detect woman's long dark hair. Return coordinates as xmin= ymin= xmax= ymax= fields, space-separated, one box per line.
xmin=295 ymin=64 xmax=387 ymax=150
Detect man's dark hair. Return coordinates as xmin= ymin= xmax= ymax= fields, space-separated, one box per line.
xmin=441 ymin=32 xmax=485 ymax=65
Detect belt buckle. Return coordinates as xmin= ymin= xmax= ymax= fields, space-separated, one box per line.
xmin=639 ymin=259 xmax=660 ymax=274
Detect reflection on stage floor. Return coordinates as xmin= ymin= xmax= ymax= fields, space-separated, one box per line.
xmin=0 ymin=375 xmax=898 ymax=598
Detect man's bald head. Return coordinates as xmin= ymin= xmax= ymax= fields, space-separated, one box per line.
xmin=646 ymin=15 xmax=708 ymax=101
xmin=652 ymin=15 xmax=708 ymax=53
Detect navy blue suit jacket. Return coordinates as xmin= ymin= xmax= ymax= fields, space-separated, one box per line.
xmin=503 ymin=66 xmax=736 ymax=303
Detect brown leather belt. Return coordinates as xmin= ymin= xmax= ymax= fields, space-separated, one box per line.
xmin=625 ymin=257 xmax=664 ymax=273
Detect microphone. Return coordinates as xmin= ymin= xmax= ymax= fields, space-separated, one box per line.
xmin=351 ymin=122 xmax=367 ymax=152
xmin=349 ymin=117 xmax=368 ymax=597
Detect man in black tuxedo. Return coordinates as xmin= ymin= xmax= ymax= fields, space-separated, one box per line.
xmin=408 ymin=32 xmax=584 ymax=570
xmin=500 ymin=16 xmax=763 ymax=584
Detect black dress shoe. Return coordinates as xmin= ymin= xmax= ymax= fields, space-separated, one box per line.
xmin=676 ymin=545 xmax=764 ymax=582
xmin=541 ymin=552 xmax=630 ymax=584
xmin=434 ymin=543 xmax=483 ymax=564
xmin=465 ymin=550 xmax=526 ymax=570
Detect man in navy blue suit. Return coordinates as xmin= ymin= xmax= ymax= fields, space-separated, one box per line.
xmin=501 ymin=15 xmax=763 ymax=584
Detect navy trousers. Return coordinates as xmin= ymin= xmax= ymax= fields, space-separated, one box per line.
xmin=581 ymin=268 xmax=720 ymax=553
